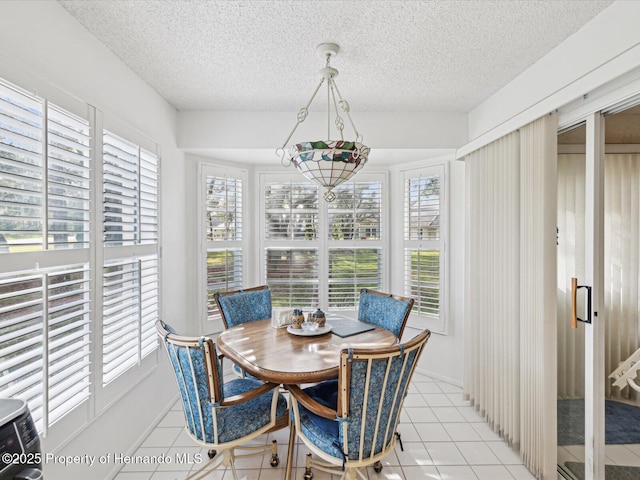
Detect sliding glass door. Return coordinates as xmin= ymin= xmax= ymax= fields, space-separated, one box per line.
xmin=557 ymin=113 xmax=606 ymax=480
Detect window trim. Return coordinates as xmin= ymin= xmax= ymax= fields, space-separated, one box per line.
xmin=258 ymin=170 xmax=389 ymax=310
xmin=397 ymin=161 xmax=449 ymax=335
xmin=197 ymin=162 xmax=248 ymax=334
xmin=0 ymin=76 xmax=163 ymax=445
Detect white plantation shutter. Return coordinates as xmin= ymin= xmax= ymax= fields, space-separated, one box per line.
xmin=101 ymin=254 xmax=160 ymax=386
xmin=404 ymin=168 xmax=444 ymax=319
xmin=103 ymin=131 xmax=139 ymax=246
xmin=0 ymin=81 xmax=44 ymax=249
xmin=327 ymin=181 xmax=381 ymax=240
xmin=0 ymin=265 xmax=91 ymax=434
xmin=264 ymin=179 xmax=320 ymax=307
xmin=47 ymin=105 xmax=91 ymax=249
xmin=206 ymin=248 xmax=242 ymax=321
xmin=203 ymin=174 xmax=243 ymax=322
xmin=327 ymin=180 xmax=383 ymax=308
xmin=328 ymin=248 xmax=381 ymax=308
xmin=0 ymin=75 xmax=163 ymax=435
xmin=264 ymin=181 xmax=318 ymax=240
xmin=102 ymin=129 xmax=160 ymax=385
xmin=266 ymin=248 xmax=319 ymax=307
xmin=140 ymin=149 xmax=159 ymax=244
xmin=46 ymin=266 xmax=91 ymax=425
xmin=140 ymin=256 xmax=159 ymax=358
xmin=102 ymin=259 xmax=140 ymax=385
xmin=262 ymin=174 xmax=386 ymax=310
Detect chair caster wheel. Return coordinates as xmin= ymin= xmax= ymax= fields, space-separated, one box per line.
xmin=207 ymin=449 xmax=216 ymax=459
xmin=303 ymin=470 xmax=313 ymax=480
xmin=270 ymin=453 xmax=279 ymax=467
xmin=373 ymin=460 xmax=383 ymax=473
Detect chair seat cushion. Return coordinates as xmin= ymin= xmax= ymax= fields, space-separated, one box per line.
xmin=293 ymin=380 xmax=343 ymax=459
xmin=303 ymin=380 xmax=339 ymax=437
xmin=215 ymin=378 xmax=287 ymax=444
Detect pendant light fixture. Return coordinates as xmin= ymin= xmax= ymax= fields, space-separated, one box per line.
xmin=277 ymin=43 xmax=369 ymax=202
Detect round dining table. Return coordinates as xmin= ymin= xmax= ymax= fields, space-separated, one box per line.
xmin=215 ymin=317 xmax=397 ymax=385
xmin=215 ymin=317 xmax=397 ymax=480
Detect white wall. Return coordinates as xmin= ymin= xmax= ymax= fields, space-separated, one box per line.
xmin=463 ymin=0 xmax=640 ymax=154
xmin=0 ymin=2 xmax=186 ymax=479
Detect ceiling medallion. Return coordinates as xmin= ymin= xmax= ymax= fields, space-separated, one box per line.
xmin=277 ymin=43 xmax=369 ymax=202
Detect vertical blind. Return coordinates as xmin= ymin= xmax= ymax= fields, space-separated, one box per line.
xmin=557 ymin=153 xmax=586 ymax=400
xmin=404 ymin=171 xmax=443 ymax=318
xmin=558 ymin=152 xmax=640 ymax=403
xmin=464 ymin=114 xmax=558 ymax=479
xmin=204 ymin=174 xmax=243 ymax=322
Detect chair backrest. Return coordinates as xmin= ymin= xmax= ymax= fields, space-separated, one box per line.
xmin=156 ymin=320 xmax=222 ymax=444
xmin=213 ymin=285 xmax=272 ymax=329
xmin=357 ymin=288 xmax=414 ymax=338
xmin=337 ymin=329 xmax=430 ymax=462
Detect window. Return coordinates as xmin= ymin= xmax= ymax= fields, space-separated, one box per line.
xmin=102 ymin=256 xmax=159 ymax=386
xmin=0 ymin=76 xmax=161 ymax=433
xmin=264 ymin=180 xmax=319 ymax=306
xmin=327 ymin=181 xmax=382 ymax=308
xmin=0 ymin=265 xmax=91 ymax=433
xmin=0 ymin=81 xmax=91 ymax=251
xmin=200 ymin=166 xmax=244 ymax=326
xmin=403 ymin=165 xmax=446 ymax=330
xmin=262 ymin=174 xmax=385 ymax=309
xmin=102 ymin=130 xmax=160 ymax=386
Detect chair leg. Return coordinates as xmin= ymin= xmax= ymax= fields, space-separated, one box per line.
xmin=270 ymin=439 xmax=279 ymax=467
xmin=285 ymin=417 xmax=296 ymax=480
xmin=303 ymin=453 xmax=314 ymax=480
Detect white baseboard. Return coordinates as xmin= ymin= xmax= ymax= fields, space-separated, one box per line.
xmin=415 ymin=366 xmax=463 ymax=388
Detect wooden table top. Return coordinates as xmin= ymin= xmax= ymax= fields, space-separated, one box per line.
xmin=216 ymin=318 xmax=397 ymax=384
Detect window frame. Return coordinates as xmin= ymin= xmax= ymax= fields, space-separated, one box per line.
xmin=258 ymin=171 xmax=389 ymax=311
xmin=398 ymin=161 xmax=449 ymax=335
xmin=197 ymin=162 xmax=247 ymax=334
xmin=0 ymin=76 xmax=163 ymax=443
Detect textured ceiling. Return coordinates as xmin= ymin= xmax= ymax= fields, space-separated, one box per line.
xmin=57 ymin=0 xmax=613 ymax=113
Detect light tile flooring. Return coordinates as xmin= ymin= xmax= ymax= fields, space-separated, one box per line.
xmin=559 ymin=443 xmax=640 ymax=474
xmin=113 ymin=372 xmax=537 ymax=480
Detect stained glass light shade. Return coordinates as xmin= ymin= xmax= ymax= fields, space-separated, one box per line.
xmin=290 ymin=140 xmax=369 ymax=202
xmin=279 ymin=43 xmax=370 ymax=201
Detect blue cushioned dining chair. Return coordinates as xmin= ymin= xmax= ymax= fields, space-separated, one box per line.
xmin=213 ymin=285 xmax=272 ymax=329
xmin=213 ymin=285 xmax=272 ymax=378
xmin=358 ymin=288 xmax=414 ymax=339
xmin=287 ymin=329 xmax=431 ymax=480
xmin=156 ymin=320 xmax=288 ymax=480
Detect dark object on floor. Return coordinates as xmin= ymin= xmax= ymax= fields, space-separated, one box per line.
xmin=565 ymin=462 xmax=640 ymax=480
xmin=558 ymin=399 xmax=640 ymax=445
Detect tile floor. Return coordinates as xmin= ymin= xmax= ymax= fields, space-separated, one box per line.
xmin=112 ymin=372 xmax=537 ymax=480
xmin=558 ymin=443 xmax=640 ymax=472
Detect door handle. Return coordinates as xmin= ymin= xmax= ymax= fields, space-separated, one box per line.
xmin=571 ymin=277 xmax=592 ymax=328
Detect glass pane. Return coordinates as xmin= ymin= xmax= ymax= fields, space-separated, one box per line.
xmin=557 ymin=123 xmax=586 ymax=478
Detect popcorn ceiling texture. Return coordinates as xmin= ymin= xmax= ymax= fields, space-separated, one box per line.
xmin=57 ymin=0 xmax=612 ymax=113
